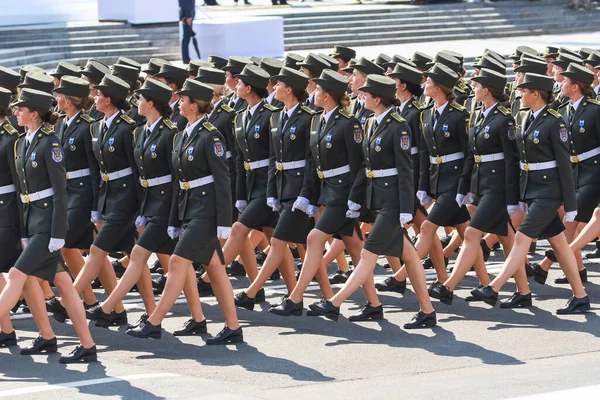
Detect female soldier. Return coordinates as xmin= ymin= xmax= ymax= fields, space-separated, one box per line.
xmin=0 ymin=88 xmax=96 ymax=362
xmin=80 ymin=60 xmax=111 ymax=121
xmin=223 ymin=56 xmax=253 ymax=112
xmin=429 ymin=69 xmax=530 ymax=307
xmin=88 ymin=79 xmax=184 ymax=332
xmin=471 ymin=73 xmax=590 ymax=314
xmin=308 ymin=75 xmax=437 ymax=328
xmin=270 ymin=69 xmax=365 ymax=317
xmin=297 ymin=53 xmax=331 ymax=112
xmin=127 ymin=79 xmax=241 ymax=344
xmin=234 ymin=66 xmax=315 ymax=310
xmin=154 ymin=64 xmax=189 ymax=130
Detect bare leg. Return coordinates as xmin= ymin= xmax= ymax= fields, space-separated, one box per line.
xmin=548 ymin=233 xmax=587 ymax=298
xmin=246 ymin=238 xmax=296 ymax=297
xmin=53 ymin=272 xmax=95 ymax=348
xmin=182 ymin=264 xmax=205 ymax=322
xmin=222 ymin=222 xmax=258 ymax=281
xmin=203 ymin=251 xmax=240 ymax=329
xmin=23 ymin=276 xmax=55 ymax=340
xmin=61 ymin=248 xmax=97 ymax=305
xmin=490 ymin=231 xmax=532 ymax=292
xmin=569 ymin=208 xmax=600 ymax=253
xmin=444 ymin=226 xmax=487 ymax=291
xmin=289 ymin=229 xmax=332 ymax=303
xmin=147 ymin=255 xmax=193 ymax=325
xmin=0 ymin=275 xmax=14 ymax=334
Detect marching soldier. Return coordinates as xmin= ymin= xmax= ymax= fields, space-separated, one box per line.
xmin=80 ymin=60 xmax=111 ymax=121
xmin=0 ymin=66 xmax=24 ymax=134
xmin=551 ymin=52 xmax=583 ymax=109
xmin=284 ymin=53 xmax=304 ymax=71
xmin=259 ymin=57 xmax=285 ymax=108
xmin=348 ymin=57 xmax=384 ymax=126
xmin=111 ymin=63 xmax=146 ymax=126
xmin=330 ymin=45 xmax=356 ymax=73
xmin=223 ymin=56 xmax=253 ymax=112
xmin=297 ymin=53 xmax=331 ymax=112
xmin=142 ymin=58 xmax=170 ymax=81
xmin=511 ymin=57 xmax=548 ymax=117
xmin=154 ymin=64 xmax=190 ymax=130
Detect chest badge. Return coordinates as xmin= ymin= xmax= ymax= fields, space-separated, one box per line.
xmin=108 ymin=137 xmax=115 ymax=152
xmin=254 ymin=124 xmax=261 ymax=139
xmin=150 ymin=143 xmax=157 ymax=159
xmin=187 ymin=146 xmax=194 ymax=161
xmin=290 ymin=126 xmax=297 ymax=141
xmin=580 ymin=120 xmax=585 ymax=133
xmin=483 ymin=125 xmax=490 ymax=139
xmin=325 ymin=133 xmax=333 ymax=149
xmin=443 ymin=124 xmax=450 ymax=137
xmin=31 ymin=151 xmax=37 ymax=168
xmin=360 ymin=116 xmax=366 ymax=125
xmin=375 ymin=136 xmax=382 ymax=152
xmin=69 ymin=136 xmax=76 ymax=151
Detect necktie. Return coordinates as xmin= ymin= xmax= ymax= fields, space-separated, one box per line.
xmin=181 ymin=131 xmax=189 ymax=152
xmin=246 ymin=111 xmax=252 ymax=132
xmin=527 ymin=113 xmax=535 ymax=130
xmin=372 ymin=120 xmax=379 ymax=133
xmin=281 ymin=112 xmax=289 ymax=130
xmin=319 ymin=117 xmax=326 ymax=138
xmin=433 ymin=110 xmax=440 ymax=129
xmin=569 ymin=106 xmax=575 ymax=124
xmin=141 ymin=126 xmax=149 ymax=147
xmin=476 ymin=110 xmax=485 ymax=126
xmin=24 ymin=139 xmax=29 ymax=156
xmin=355 ymin=101 xmax=363 ymax=116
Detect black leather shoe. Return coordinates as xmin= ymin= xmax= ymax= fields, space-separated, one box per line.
xmin=528 ymin=241 xmax=537 ymax=255
xmin=428 ymin=280 xmax=442 ymax=292
xmin=375 ymin=276 xmax=406 ymax=294
xmin=20 ymin=336 xmax=58 ymax=355
xmin=84 ymin=301 xmax=99 ymax=310
xmin=112 ymin=260 xmax=126 ymax=278
xmin=525 ymin=263 xmax=534 ymax=277
xmin=0 ymin=330 xmax=17 ymax=347
xmin=545 ymin=249 xmax=558 ymax=262
xmin=307 ymin=300 xmax=339 ymax=321
xmin=86 ymin=305 xmax=111 ymax=326
xmin=226 ymin=260 xmax=246 ymax=277
xmin=234 ymin=292 xmax=256 ymax=311
xmin=555 ymin=269 xmax=587 ymax=284
xmin=152 ymin=275 xmax=167 ymax=291
xmin=429 ymin=284 xmax=453 ymax=305
xmin=269 ymin=298 xmax=303 ymax=316
xmin=556 ymin=296 xmax=591 ymax=315
xmin=256 ymin=250 xmax=267 ymax=265
xmin=99 ymin=310 xmax=127 ymax=328
xmin=46 ymin=297 xmax=69 ymax=323
xmin=480 ymin=239 xmax=491 ymax=262
xmin=440 ymin=235 xmax=452 ymax=248
xmin=500 ymin=292 xmax=532 ymax=308
xmin=10 ymin=299 xmax=24 ymax=314
xmin=403 ymin=311 xmax=436 ymax=329
xmin=206 ymin=326 xmax=243 ymax=344
xmin=470 ymin=286 xmax=498 ymax=306
xmin=423 ymin=257 xmax=448 ymax=270
xmin=197 ymin=277 xmax=214 ymax=297
xmin=149 ymin=260 xmax=162 ymax=274
xmin=348 ymin=303 xmax=383 ymax=321
xmin=174 ymin=319 xmax=207 ymax=336
xmin=465 ymin=285 xmax=483 ymax=301
xmin=585 ymin=242 xmax=600 ymax=259
xmin=290 ymin=246 xmax=300 ymax=259
xmin=127 ymin=313 xmax=148 ymax=330
xmin=91 ymin=277 xmax=102 ymax=289
xmin=269 ymin=269 xmax=280 ymax=281
xmin=59 ymin=345 xmax=97 ymax=363
xmin=269 ymin=294 xmax=289 ymax=308
xmin=531 ymin=263 xmax=548 ymax=285
xmin=126 ymin=320 xmax=161 ymax=339
xmin=255 ymin=288 xmax=266 ymax=303
xmin=382 ymin=263 xmax=391 ymax=269
xmin=329 ymin=270 xmax=350 ymax=284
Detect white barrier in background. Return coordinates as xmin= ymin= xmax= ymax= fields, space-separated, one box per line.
xmin=0 ymin=0 xmax=98 ymax=26
xmin=98 ymin=0 xmax=178 ymax=24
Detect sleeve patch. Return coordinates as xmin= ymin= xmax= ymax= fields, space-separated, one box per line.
xmin=353 ymin=125 xmax=363 ymax=143
xmin=401 ymin=134 xmax=411 ymax=150
xmin=51 ymin=146 xmax=63 ymax=163
xmin=508 ymin=125 xmax=516 ymax=140
xmin=213 ymin=141 xmax=225 ymax=157
xmin=560 ymin=127 xmax=568 ymax=143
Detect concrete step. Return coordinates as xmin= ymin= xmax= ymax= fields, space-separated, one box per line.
xmin=0 ymin=40 xmax=156 ymax=60
xmin=0 ymin=27 xmax=179 ymax=42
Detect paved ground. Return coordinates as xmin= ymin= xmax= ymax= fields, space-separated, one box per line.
xmin=2 ymin=233 xmax=600 ymax=399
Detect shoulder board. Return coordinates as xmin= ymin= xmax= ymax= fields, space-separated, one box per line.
xmin=390 ymin=113 xmax=406 ymax=124
xmin=40 ymin=127 xmax=53 ymax=135
xmin=301 ymin=105 xmax=317 ymax=115
xmin=587 ymin=98 xmax=600 ymax=106
xmin=120 ymin=114 xmax=135 ymax=125
xmin=338 ymin=109 xmax=353 ymax=119
xmin=450 ymin=102 xmax=466 ymax=112
xmin=497 ymin=105 xmax=510 ymax=116
xmin=454 ymin=85 xmax=466 ymax=94
xmin=547 ymin=109 xmax=561 ymax=119
xmin=220 ymin=103 xmax=235 ymax=113
xmin=263 ymin=103 xmax=278 ymax=112
xmin=3 ymin=124 xmax=17 ymax=135
xmin=80 ymin=113 xmax=95 ymax=124
xmin=411 ymin=100 xmax=424 ymax=111
xmin=203 ymin=121 xmax=217 ymax=132
xmin=163 ymin=119 xmax=178 ymax=130
xmin=130 ymin=97 xmax=139 ymax=107
xmin=457 ymin=81 xmax=468 ymax=90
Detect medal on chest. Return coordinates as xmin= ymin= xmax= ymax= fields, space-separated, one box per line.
xmin=325 ymin=133 xmax=333 ymax=149
xmin=443 ymin=124 xmax=450 ymax=137
xmin=31 ymin=151 xmax=37 ymax=168
xmin=254 ymin=124 xmax=260 ymax=139
xmin=533 ymin=130 xmax=540 ymax=144
xmin=375 ymin=136 xmax=382 ymax=152
xmin=360 ymin=116 xmax=367 ymax=125
xmin=580 ymin=120 xmax=585 ymax=133
xmin=187 ymin=146 xmax=194 ymax=161
xmin=483 ymin=125 xmax=490 ymax=139
xmin=108 ymin=137 xmax=115 ymax=152
xmin=69 ymin=136 xmax=76 ymax=151
xmin=150 ymin=143 xmax=157 ymax=159
xmin=289 ymin=126 xmax=297 ymax=141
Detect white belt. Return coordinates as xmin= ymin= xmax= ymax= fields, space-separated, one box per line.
xmin=0 ymin=184 xmax=16 ymax=195
xmin=101 ymin=167 xmax=133 ymax=182
xmin=317 ymin=164 xmax=351 ymax=179
xmin=429 ymin=152 xmax=464 ymax=165
xmin=411 ymin=146 xmax=418 ymax=155
xmin=571 ymin=146 xmax=600 ymax=163
xmin=226 ymin=151 xmax=232 ymax=159
xmin=179 ymin=175 xmax=214 ymax=190
xmin=474 ymin=152 xmax=505 ymax=163
xmin=140 ymin=174 xmax=172 ymax=188
xmin=20 ymin=187 xmax=54 ymax=203
xmin=66 ymin=168 xmax=90 ymax=180
xmin=276 ymin=160 xmax=306 ymax=171
xmin=243 ymin=158 xmax=269 ymax=171
xmin=365 ymin=167 xmax=398 ymax=178
xmin=520 ymin=161 xmax=557 ymax=171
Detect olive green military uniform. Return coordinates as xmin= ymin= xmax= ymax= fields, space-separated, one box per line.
xmin=170 ymin=98 xmax=188 ymax=131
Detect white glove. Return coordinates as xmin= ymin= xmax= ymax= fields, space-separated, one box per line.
xmin=217 ymin=226 xmax=232 ymax=239
xmin=266 ymin=197 xmax=281 ymax=212
xmin=507 ymin=205 xmax=519 ymax=217
xmin=90 ymin=211 xmax=103 ymax=223
xmin=48 ymin=238 xmax=65 ymax=252
xmin=346 ymin=209 xmax=360 ymax=219
xmin=167 ymin=226 xmax=182 ymax=240
xmin=292 ymin=196 xmax=310 ymax=213
xmin=463 ymin=192 xmax=473 ymax=205
xmin=307 ymin=205 xmax=319 ymax=217
xmin=235 ymin=200 xmax=248 ymax=213
xmin=564 ymin=211 xmax=577 ymax=223
xmin=347 ymin=200 xmax=361 ymax=212
xmin=455 ymin=193 xmax=465 ymax=208
xmin=135 ymin=215 xmax=147 ymax=229
xmin=417 ymin=190 xmax=432 ymax=206
xmin=21 ymin=238 xmax=29 ymax=249
xmin=518 ymin=201 xmax=528 ymax=213
xmin=400 ymin=213 xmax=413 ymax=225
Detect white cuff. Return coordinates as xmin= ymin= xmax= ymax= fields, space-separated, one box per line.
xmin=217 ymin=226 xmax=231 ymax=239
xmin=347 ymin=200 xmax=361 ymax=211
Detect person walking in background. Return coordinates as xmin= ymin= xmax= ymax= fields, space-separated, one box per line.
xmin=179 ymin=0 xmax=196 ymax=64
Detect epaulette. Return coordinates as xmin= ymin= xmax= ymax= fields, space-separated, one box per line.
xmin=338 ymin=108 xmax=353 ymax=119
xmin=390 ymin=113 xmax=407 ymax=124
xmin=411 ymin=100 xmax=424 ymax=111
xmin=2 ymin=124 xmax=17 ymax=135
xmin=587 ymin=98 xmax=600 ymax=106
xmin=163 ymin=119 xmax=177 ymax=131
xmin=497 ymin=105 xmax=510 ymax=116
xmin=263 ymin=103 xmax=278 ymax=112
xmin=173 ymin=132 xmax=179 ymax=147
xmin=301 ymin=105 xmax=317 ymax=115
xmin=40 ymin=127 xmax=53 ymax=135
xmin=454 ymin=85 xmax=467 ymax=94
xmin=203 ymin=121 xmax=217 ymax=132
xmin=80 ymin=113 xmax=95 ymax=124
xmin=221 ymin=103 xmax=235 ymax=113
xmin=130 ymin=97 xmax=139 ymax=107
xmin=450 ymin=102 xmax=466 ymax=112
xmin=120 ymin=114 xmax=135 ymax=125
xmin=547 ymin=109 xmax=561 ymax=119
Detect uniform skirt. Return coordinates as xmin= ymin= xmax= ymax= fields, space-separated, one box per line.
xmin=137 ymin=216 xmax=177 ymax=255
xmin=427 ymin=191 xmax=471 ymax=227
xmin=0 ymin=227 xmax=21 ymax=273
xmin=272 ymin=200 xmax=315 ymax=244
xmin=93 ymin=212 xmax=137 ymax=254
xmin=237 ymin=197 xmax=279 ymax=230
xmin=314 ymin=205 xmax=362 ymax=240
xmin=575 ymin=182 xmax=600 ymax=223
xmin=414 ymin=196 xmax=428 ymax=217
xmin=64 ymin=208 xmax=94 ymax=250
xmin=363 ymin=208 xmax=407 ymax=258
xmin=518 ymin=198 xmax=564 ymax=240
xmin=469 ymin=193 xmax=510 ymax=236
xmin=14 ymin=233 xmax=60 ymax=281
xmin=173 ymin=217 xmax=224 ymax=265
